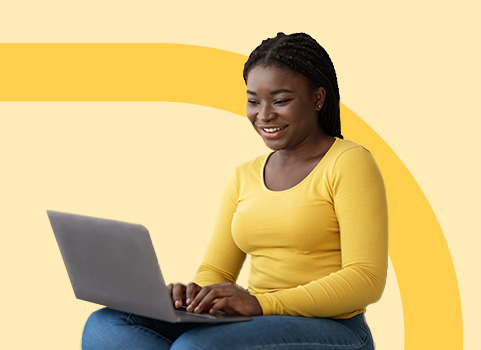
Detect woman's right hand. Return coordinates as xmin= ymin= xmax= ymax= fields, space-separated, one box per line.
xmin=167 ymin=282 xmax=202 ymax=309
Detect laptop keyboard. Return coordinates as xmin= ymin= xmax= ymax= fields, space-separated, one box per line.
xmin=175 ymin=306 xmax=218 ymax=320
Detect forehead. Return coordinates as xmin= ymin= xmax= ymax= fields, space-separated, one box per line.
xmin=246 ymin=65 xmax=312 ymax=92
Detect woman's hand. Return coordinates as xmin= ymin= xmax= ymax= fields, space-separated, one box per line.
xmin=186 ymin=282 xmax=263 ymax=316
xmin=167 ymin=282 xmax=202 ymax=309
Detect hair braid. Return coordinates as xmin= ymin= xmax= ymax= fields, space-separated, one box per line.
xmin=243 ymin=33 xmax=343 ymax=139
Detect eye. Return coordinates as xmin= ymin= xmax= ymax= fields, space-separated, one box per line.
xmin=247 ymin=99 xmax=260 ymax=106
xmin=274 ymin=99 xmax=292 ymax=105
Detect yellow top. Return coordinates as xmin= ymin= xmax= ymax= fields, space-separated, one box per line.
xmin=193 ymin=138 xmax=388 ymax=319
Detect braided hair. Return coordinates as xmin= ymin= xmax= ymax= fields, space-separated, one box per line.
xmin=243 ymin=32 xmax=343 ymax=139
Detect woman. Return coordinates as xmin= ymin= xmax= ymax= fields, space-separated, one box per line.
xmin=82 ymin=32 xmax=388 ymax=350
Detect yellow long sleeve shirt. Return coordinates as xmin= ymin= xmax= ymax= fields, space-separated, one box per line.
xmin=193 ymin=138 xmax=388 ymax=319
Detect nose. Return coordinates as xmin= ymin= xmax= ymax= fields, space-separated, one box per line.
xmin=257 ymin=104 xmax=275 ymax=123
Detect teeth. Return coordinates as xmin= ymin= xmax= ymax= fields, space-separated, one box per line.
xmin=263 ymin=126 xmax=286 ymax=133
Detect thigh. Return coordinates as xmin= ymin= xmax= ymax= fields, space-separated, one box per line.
xmin=82 ymin=308 xmax=202 ymax=350
xmin=171 ymin=313 xmax=373 ymax=350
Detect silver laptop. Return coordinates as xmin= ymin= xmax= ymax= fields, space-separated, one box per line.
xmin=47 ymin=210 xmax=251 ymax=324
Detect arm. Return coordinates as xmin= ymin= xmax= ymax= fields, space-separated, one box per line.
xmin=256 ymin=146 xmax=388 ymax=318
xmin=193 ymin=170 xmax=247 ymax=287
xmin=188 ymin=171 xmax=263 ymax=316
xmin=167 ymin=172 xmax=246 ymax=311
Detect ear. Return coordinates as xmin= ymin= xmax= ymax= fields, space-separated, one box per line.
xmin=313 ymin=87 xmax=326 ymax=111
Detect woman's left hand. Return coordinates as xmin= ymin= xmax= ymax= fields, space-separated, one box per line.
xmin=186 ymin=282 xmax=263 ymax=316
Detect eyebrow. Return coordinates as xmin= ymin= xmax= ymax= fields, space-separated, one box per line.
xmin=246 ymin=89 xmax=294 ymax=96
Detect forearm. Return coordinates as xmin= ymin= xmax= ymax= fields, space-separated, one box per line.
xmin=255 ymin=262 xmax=386 ymax=318
xmin=193 ymin=263 xmax=240 ymax=286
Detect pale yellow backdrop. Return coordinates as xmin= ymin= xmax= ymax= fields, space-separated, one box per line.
xmin=0 ymin=1 xmax=479 ymax=349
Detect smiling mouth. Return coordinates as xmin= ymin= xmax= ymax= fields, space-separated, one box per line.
xmin=261 ymin=125 xmax=289 ymax=133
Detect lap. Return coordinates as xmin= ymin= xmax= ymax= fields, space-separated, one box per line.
xmin=82 ymin=308 xmax=373 ymax=350
xmin=173 ymin=314 xmax=373 ymax=350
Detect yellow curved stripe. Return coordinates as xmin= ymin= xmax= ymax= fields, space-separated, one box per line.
xmin=341 ymin=105 xmax=463 ymax=349
xmin=0 ymin=43 xmax=463 ymax=349
xmin=0 ymin=43 xmax=247 ymax=115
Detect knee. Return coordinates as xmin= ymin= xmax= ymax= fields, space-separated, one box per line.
xmin=82 ymin=308 xmax=128 ymax=350
xmin=83 ymin=308 xmax=123 ymax=333
xmin=171 ymin=329 xmax=223 ymax=350
xmin=171 ymin=334 xmax=204 ymax=350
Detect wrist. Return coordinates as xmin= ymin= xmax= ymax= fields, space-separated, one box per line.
xmin=250 ymin=294 xmax=263 ymax=316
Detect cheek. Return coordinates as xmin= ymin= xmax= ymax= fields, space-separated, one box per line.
xmin=246 ymin=108 xmax=256 ymax=124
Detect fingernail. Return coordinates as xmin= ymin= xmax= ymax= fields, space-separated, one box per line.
xmin=175 ymin=300 xmax=181 ymax=308
xmin=186 ymin=298 xmax=192 ymax=305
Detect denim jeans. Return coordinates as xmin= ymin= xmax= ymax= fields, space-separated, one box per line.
xmin=82 ymin=308 xmax=374 ymax=350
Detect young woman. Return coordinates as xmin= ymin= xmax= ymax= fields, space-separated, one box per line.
xmin=82 ymin=32 xmax=388 ymax=350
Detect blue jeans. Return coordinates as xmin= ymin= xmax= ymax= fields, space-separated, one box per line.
xmin=82 ymin=308 xmax=374 ymax=350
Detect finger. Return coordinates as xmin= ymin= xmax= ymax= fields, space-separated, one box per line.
xmin=186 ymin=285 xmax=210 ymax=312
xmin=193 ymin=289 xmax=218 ymax=314
xmin=187 ymin=283 xmax=232 ymax=312
xmin=208 ymin=297 xmax=230 ymax=315
xmin=192 ymin=285 xmax=233 ymax=314
xmin=171 ymin=283 xmax=186 ymax=308
xmin=185 ymin=282 xmax=200 ymax=306
xmin=209 ymin=287 xmax=262 ymax=316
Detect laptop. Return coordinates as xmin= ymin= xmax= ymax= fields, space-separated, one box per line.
xmin=47 ymin=210 xmax=251 ymax=324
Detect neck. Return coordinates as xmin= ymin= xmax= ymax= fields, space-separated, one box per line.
xmin=275 ymin=134 xmax=336 ymax=165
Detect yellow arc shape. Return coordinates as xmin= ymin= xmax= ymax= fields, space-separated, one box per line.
xmin=0 ymin=44 xmax=463 ymax=349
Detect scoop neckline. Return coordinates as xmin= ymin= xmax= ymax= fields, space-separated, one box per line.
xmin=260 ymin=137 xmax=339 ymax=193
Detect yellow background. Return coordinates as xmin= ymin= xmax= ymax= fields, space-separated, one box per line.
xmin=1 ymin=1 xmax=479 ymax=349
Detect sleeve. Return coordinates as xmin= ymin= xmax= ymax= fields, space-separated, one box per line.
xmin=255 ymin=146 xmax=388 ymax=318
xmin=193 ymin=170 xmax=247 ymax=286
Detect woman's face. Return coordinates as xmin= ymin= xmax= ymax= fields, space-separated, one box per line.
xmin=246 ymin=65 xmax=325 ymax=152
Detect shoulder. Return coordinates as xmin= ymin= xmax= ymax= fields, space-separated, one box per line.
xmin=329 ymin=138 xmax=372 ymax=159
xmin=326 ymin=139 xmax=384 ymax=189
xmin=222 ymin=154 xmax=269 ymax=193
xmin=234 ymin=154 xmax=269 ymax=176
xmin=326 ymin=138 xmax=377 ymax=171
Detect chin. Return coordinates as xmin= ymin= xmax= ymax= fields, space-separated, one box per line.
xmin=262 ymin=140 xmax=286 ymax=151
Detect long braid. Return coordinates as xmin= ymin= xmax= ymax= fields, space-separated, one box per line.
xmin=243 ymin=33 xmax=343 ymax=139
